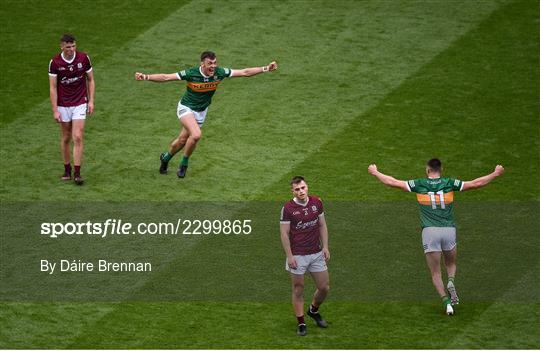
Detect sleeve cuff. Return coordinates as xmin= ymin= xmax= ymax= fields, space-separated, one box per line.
xmin=405 ymin=181 xmax=412 ymax=192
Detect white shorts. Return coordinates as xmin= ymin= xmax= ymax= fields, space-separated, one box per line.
xmin=422 ymin=227 xmax=457 ymax=253
xmin=177 ymin=102 xmax=208 ymax=127
xmin=58 ymin=104 xmax=87 ymax=122
xmin=286 ymin=251 xmax=327 ymax=275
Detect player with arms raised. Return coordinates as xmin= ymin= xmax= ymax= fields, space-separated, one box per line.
xmin=135 ymin=51 xmax=277 ymax=178
xmin=280 ymin=176 xmax=330 ymax=336
xmin=49 ymin=33 xmax=95 ymax=185
xmin=368 ymin=159 xmax=504 ymax=315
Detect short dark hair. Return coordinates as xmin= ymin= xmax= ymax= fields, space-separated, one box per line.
xmin=290 ymin=176 xmax=305 ymax=186
xmin=60 ymin=33 xmax=76 ymax=43
xmin=200 ymin=51 xmax=216 ymax=61
xmin=427 ymin=158 xmax=442 ymax=173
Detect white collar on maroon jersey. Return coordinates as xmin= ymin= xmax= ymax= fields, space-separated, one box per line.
xmin=61 ymin=52 xmax=76 ymax=64
xmin=293 ymin=196 xmax=309 ymax=207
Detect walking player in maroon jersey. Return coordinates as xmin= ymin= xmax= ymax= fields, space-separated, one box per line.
xmin=48 ymin=34 xmax=95 ymax=185
xmin=280 ymin=176 xmax=330 ymax=336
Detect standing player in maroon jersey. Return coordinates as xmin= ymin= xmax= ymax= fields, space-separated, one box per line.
xmin=280 ymin=176 xmax=330 ymax=336
xmin=48 ymin=34 xmax=95 ymax=185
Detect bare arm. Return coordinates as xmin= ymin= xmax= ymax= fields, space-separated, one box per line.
xmin=49 ymin=75 xmax=61 ymax=122
xmin=231 ymin=61 xmax=278 ymax=77
xmin=461 ymin=165 xmax=504 ymax=191
xmin=318 ymin=215 xmax=330 ymax=261
xmin=134 ymin=72 xmax=180 ymax=82
xmin=368 ymin=164 xmax=409 ymax=191
xmin=86 ymin=70 xmax=95 ymax=115
xmin=280 ymin=222 xmax=297 ymax=269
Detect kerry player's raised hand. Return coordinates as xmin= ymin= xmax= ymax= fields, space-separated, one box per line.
xmin=266 ymin=61 xmax=278 ymax=72
xmin=493 ymin=165 xmax=505 ymax=176
xmin=368 ymin=164 xmax=378 ymax=175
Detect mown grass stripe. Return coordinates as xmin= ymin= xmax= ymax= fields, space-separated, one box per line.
xmin=0 ymin=0 xmax=503 ymax=202
xmin=447 ymin=263 xmax=540 ymax=348
xmin=262 ymin=0 xmax=537 ymax=201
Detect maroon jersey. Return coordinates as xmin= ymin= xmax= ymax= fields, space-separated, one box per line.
xmin=48 ymin=51 xmax=92 ymax=107
xmin=280 ymin=195 xmax=324 ymax=255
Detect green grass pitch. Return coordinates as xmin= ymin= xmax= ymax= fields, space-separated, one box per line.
xmin=0 ymin=0 xmax=539 ymax=348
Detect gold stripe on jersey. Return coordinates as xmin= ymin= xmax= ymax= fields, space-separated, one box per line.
xmin=416 ymin=192 xmax=454 ymax=206
xmin=187 ymin=81 xmax=221 ymax=92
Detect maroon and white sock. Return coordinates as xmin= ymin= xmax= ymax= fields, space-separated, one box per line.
xmin=296 ymin=315 xmax=305 ymax=325
xmin=74 ymin=165 xmax=81 ymax=177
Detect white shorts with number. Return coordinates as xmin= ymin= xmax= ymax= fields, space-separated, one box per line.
xmin=58 ymin=103 xmax=87 ymax=122
xmin=286 ymin=250 xmax=327 ymax=275
xmin=177 ymin=102 xmax=208 ymax=127
xmin=422 ymin=227 xmax=456 ymax=253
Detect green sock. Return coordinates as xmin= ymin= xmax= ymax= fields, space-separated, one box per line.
xmin=442 ymin=296 xmax=451 ymax=306
xmin=448 ymin=277 xmax=455 ymax=284
xmin=162 ymin=152 xmax=173 ymax=162
xmin=181 ymin=156 xmax=189 ymax=166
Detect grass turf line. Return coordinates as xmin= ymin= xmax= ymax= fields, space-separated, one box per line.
xmin=1 ymin=302 xmax=538 ymax=349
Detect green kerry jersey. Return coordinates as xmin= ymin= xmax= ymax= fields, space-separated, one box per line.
xmin=176 ymin=66 xmax=232 ymax=111
xmin=407 ymin=177 xmax=464 ymax=228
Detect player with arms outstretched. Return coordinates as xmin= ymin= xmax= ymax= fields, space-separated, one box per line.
xmin=135 ymin=51 xmax=277 ymax=178
xmin=368 ymin=159 xmax=504 ymax=315
xmin=48 ymin=33 xmax=95 ymax=185
xmin=280 ymin=176 xmax=330 ymax=336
